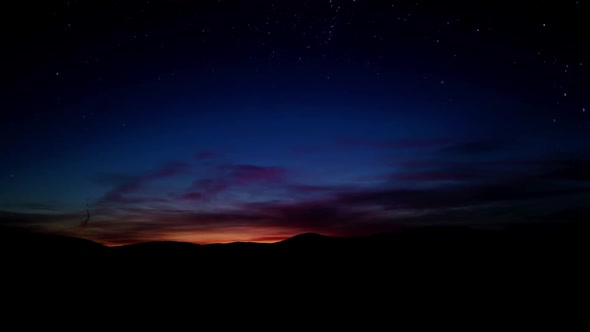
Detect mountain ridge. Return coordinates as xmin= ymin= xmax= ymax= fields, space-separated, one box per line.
xmin=2 ymin=222 xmax=588 ymax=301
xmin=3 ymin=220 xmax=589 ymax=249
xmin=2 ymin=220 xmax=588 ymax=261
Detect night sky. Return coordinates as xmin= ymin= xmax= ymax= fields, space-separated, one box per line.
xmin=1 ymin=0 xmax=589 ymax=246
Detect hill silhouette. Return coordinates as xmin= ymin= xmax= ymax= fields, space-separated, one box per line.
xmin=3 ymin=221 xmax=588 ymax=271
xmin=2 ymin=222 xmax=588 ymax=318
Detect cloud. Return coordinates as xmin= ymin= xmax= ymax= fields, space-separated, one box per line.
xmin=395 ymin=158 xmax=590 ymax=184
xmin=395 ymin=159 xmax=535 ymax=169
xmin=0 ymin=210 xmax=86 ymax=229
xmin=151 ymin=162 xmax=192 ymax=177
xmin=97 ymin=161 xmax=192 ymax=206
xmin=219 ymin=164 xmax=288 ymax=184
xmin=438 ymin=139 xmax=512 ymax=156
xmin=4 ymin=165 xmax=590 ymax=245
xmin=337 ymin=181 xmax=589 ymax=211
xmin=288 ymin=184 xmax=351 ymax=194
xmin=186 ymin=164 xmax=289 ymax=197
xmin=390 ymin=157 xmax=557 ymax=184
xmin=339 ymin=138 xmax=453 ymax=149
xmin=7 ymin=202 xmax=60 ymax=212
xmin=178 ymin=192 xmax=204 ymax=201
xmin=190 ymin=178 xmax=230 ymax=196
xmin=12 ymin=151 xmax=589 ymax=246
xmin=93 ymin=162 xmax=191 ymax=187
xmin=94 ymin=155 xmax=293 ymax=217
xmin=539 ymin=159 xmax=590 ymax=182
xmin=390 ymin=171 xmax=486 ymax=182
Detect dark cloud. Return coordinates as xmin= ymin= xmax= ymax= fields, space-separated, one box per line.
xmin=219 ymin=164 xmax=288 ymax=184
xmin=8 ymin=202 xmax=60 ymax=212
xmin=0 ymin=211 xmax=36 ymax=225
xmin=253 ymin=200 xmax=370 ymax=231
xmin=439 ymin=139 xmax=513 ymax=156
xmin=288 ymin=184 xmax=352 ymax=194
xmin=337 ymin=181 xmax=590 ymax=211
xmin=0 ymin=210 xmax=83 ymax=229
xmin=394 ymin=158 xmax=590 ymax=184
xmin=539 ymin=159 xmax=590 ymax=182
xmin=396 ymin=159 xmax=538 ymax=170
xmin=339 ymin=138 xmax=453 ymax=150
xmin=390 ymin=171 xmax=486 ymax=182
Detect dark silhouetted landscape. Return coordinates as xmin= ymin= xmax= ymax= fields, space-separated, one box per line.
xmin=2 ymin=221 xmax=588 ymax=323
xmin=3 ymin=221 xmax=588 ymax=283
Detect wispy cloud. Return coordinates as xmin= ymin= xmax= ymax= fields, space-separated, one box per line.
xmin=438 ymin=138 xmax=514 ymax=156
xmin=220 ymin=164 xmax=288 ymax=184
xmin=4 ymin=152 xmax=589 ymax=246
xmin=187 ymin=164 xmax=289 ymax=197
xmin=338 ymin=138 xmax=454 ymax=149
xmin=390 ymin=171 xmax=486 ymax=182
xmin=97 ymin=161 xmax=193 ymax=206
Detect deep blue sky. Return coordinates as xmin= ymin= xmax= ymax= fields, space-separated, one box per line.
xmin=1 ymin=0 xmax=589 ymax=245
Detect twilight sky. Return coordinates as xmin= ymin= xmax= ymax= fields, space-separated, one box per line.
xmin=1 ymin=0 xmax=589 ymax=245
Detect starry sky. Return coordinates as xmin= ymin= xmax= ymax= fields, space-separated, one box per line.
xmin=1 ymin=0 xmax=589 ymax=246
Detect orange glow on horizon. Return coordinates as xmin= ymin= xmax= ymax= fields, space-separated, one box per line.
xmin=94 ymin=228 xmax=303 ymax=247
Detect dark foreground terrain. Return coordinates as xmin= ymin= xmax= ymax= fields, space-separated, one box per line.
xmin=1 ymin=222 xmax=588 ymax=320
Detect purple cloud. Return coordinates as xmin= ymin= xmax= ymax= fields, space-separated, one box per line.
xmin=225 ymin=165 xmax=288 ymax=184
xmin=187 ymin=164 xmax=289 ymax=196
